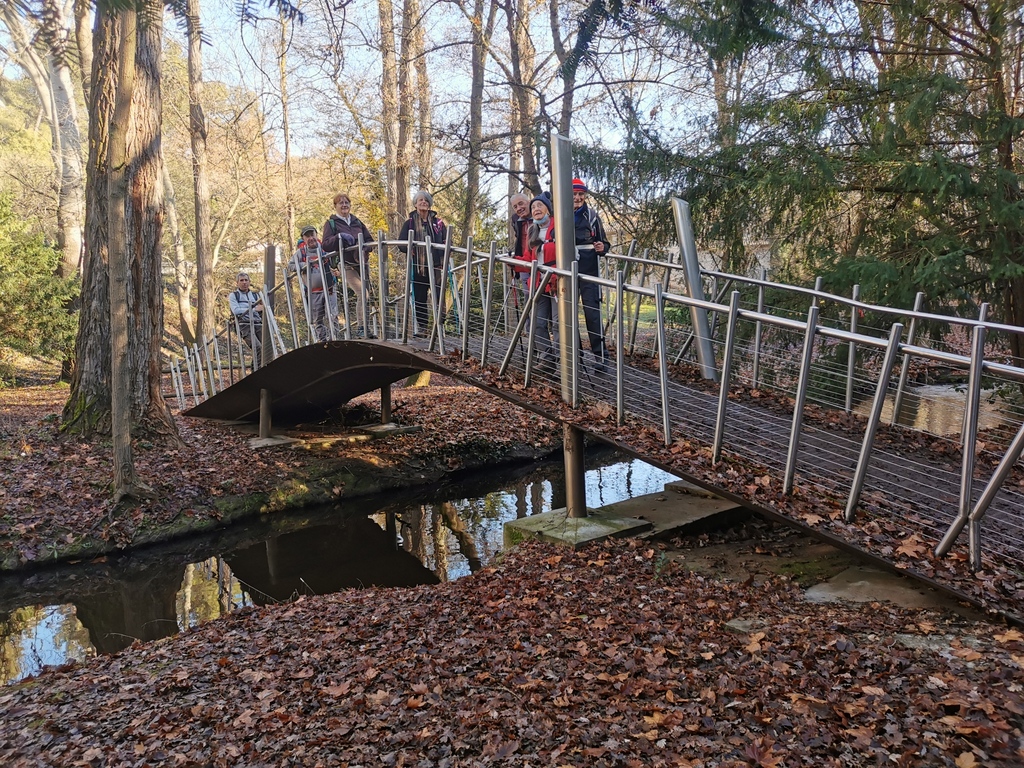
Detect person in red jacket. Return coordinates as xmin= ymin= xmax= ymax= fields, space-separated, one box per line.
xmin=523 ymin=193 xmax=558 ymax=376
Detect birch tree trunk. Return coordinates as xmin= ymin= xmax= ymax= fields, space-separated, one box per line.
xmin=187 ymin=0 xmax=214 ymax=341
xmin=162 ymin=161 xmax=196 ymax=346
xmin=42 ymin=0 xmax=85 ymax=278
xmin=1 ymin=1 xmax=85 ymax=277
xmin=74 ymin=0 xmax=92 ymax=106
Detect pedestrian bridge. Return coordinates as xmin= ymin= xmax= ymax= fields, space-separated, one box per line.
xmin=179 ymin=199 xmax=1024 ymax=621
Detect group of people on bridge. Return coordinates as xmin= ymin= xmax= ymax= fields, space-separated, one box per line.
xmin=227 ymin=180 xmax=611 ymax=372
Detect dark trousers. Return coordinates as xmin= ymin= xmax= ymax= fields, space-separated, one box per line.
xmin=578 ymin=276 xmax=604 ymax=358
xmin=531 ymin=293 xmax=558 ymax=369
xmin=238 ymin=316 xmax=263 ymax=367
xmin=412 ymin=268 xmax=442 ymax=334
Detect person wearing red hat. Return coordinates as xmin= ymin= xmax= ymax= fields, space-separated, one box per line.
xmin=571 ymin=178 xmax=611 ymax=370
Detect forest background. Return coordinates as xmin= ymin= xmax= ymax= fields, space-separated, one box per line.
xmin=0 ymin=0 xmax=1022 ymax=490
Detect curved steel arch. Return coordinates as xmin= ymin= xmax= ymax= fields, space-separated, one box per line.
xmin=184 ymin=341 xmax=454 ymax=425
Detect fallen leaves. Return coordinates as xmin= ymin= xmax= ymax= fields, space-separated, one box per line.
xmin=2 ymin=539 xmax=1021 ymax=766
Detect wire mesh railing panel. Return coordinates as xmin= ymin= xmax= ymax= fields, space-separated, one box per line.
xmin=178 ymin=234 xmax=1024 ymax=578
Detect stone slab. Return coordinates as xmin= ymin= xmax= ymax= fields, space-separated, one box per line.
xmin=596 ymin=486 xmax=747 ymax=539
xmin=505 ymin=508 xmax=653 ymax=550
xmin=358 ymin=423 xmax=423 ymax=438
xmin=247 ymin=435 xmax=302 ymax=449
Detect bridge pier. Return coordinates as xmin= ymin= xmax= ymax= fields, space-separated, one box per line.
xmin=259 ymin=388 xmax=272 ymax=439
xmin=563 ymin=424 xmax=588 ymax=518
xmin=381 ymin=385 xmax=392 ymax=424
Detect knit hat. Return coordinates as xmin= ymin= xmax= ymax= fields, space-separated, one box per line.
xmin=572 ymin=178 xmax=587 ymax=192
xmin=530 ymin=192 xmax=553 ymax=216
xmin=412 ymin=190 xmax=433 ymax=207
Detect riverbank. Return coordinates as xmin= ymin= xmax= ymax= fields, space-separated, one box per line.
xmin=0 ymin=379 xmax=562 ymax=572
xmin=1 ymin=536 xmax=1021 ymax=766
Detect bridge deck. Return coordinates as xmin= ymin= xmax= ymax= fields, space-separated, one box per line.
xmin=185 ymin=335 xmax=1024 ymax=623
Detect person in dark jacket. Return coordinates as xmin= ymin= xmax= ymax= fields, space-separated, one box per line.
xmin=398 ymin=190 xmax=448 ymax=337
xmin=322 ymin=192 xmax=374 ymax=337
xmin=572 ymin=178 xmax=611 ymax=368
xmin=290 ymin=225 xmax=337 ymax=343
xmin=508 ymin=192 xmax=531 ymax=320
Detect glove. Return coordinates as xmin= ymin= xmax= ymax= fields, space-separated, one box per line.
xmin=340 ymin=233 xmax=356 ymax=246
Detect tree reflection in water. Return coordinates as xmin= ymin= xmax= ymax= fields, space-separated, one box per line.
xmin=0 ymin=453 xmax=676 ymax=684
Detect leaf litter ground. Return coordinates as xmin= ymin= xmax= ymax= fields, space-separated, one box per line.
xmin=1 ymin=377 xmax=1023 ymax=765
xmin=0 ymin=539 xmax=1022 ymax=766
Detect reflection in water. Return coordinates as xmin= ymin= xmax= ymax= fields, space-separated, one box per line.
xmin=854 ymin=385 xmax=1015 ymax=437
xmin=0 ymin=455 xmax=676 ymax=685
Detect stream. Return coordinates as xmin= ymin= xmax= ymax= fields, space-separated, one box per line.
xmin=0 ymin=450 xmax=678 ymax=686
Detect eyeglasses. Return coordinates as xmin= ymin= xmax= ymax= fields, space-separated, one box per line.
xmin=337 ymin=200 xmax=351 ymax=206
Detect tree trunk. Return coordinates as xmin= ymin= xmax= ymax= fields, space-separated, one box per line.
xmin=505 ymin=0 xmax=539 ymax=194
xmin=377 ymin=0 xmax=401 ymax=233
xmin=187 ymin=0 xmax=214 ymax=341
xmin=277 ymin=8 xmax=295 ymax=244
xmin=548 ymin=0 xmax=575 ymax=136
xmin=411 ymin=0 xmax=432 ymax=190
xmin=108 ymin=7 xmax=139 ymax=500
xmin=63 ymin=8 xmax=116 ymax=435
xmin=395 ymin=0 xmax=415 ymax=218
xmin=161 ymin=161 xmax=196 ymax=346
xmin=63 ymin=2 xmax=177 ymax=444
xmin=74 ymin=0 xmax=92 ymax=106
xmin=462 ymin=0 xmax=497 ymax=239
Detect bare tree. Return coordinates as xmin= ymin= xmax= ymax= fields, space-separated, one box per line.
xmin=64 ymin=2 xmax=177 ymax=452
xmin=461 ymin=0 xmax=498 ymax=238
xmin=161 ymin=160 xmax=197 ymax=346
xmin=187 ymin=0 xmax=214 ymax=341
xmin=1 ymin=0 xmax=85 ymax=277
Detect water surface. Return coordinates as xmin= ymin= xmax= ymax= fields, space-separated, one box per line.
xmin=0 ymin=452 xmax=677 ymax=685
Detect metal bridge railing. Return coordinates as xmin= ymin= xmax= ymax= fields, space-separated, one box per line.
xmin=172 ymin=202 xmax=1024 ymax=578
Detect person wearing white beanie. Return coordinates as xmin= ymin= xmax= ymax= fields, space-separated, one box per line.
xmin=398 ymin=190 xmax=448 ymax=336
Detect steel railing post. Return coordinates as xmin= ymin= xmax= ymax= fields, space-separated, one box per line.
xmin=280 ymin=266 xmax=300 ymax=349
xmin=461 ymin=237 xmax=474 ymax=359
xmin=670 ymin=198 xmax=716 ymax=380
xmin=655 ymin=283 xmax=672 ymax=445
xmin=752 ymin=267 xmax=766 ymax=388
xmin=192 ymin=342 xmax=209 ymax=400
xmin=713 ymin=291 xmax=741 ymax=462
xmin=784 ymin=303 xmax=820 ymax=494
xmin=402 ymin=229 xmax=414 ymax=341
xmin=226 ymin=319 xmax=235 ymax=385
xmin=571 ymin=261 xmax=580 ymax=407
xmin=377 ymin=232 xmax=389 ymax=340
xmin=845 ymin=284 xmax=859 ymax=413
xmin=481 ymin=243 xmax=497 ymax=366
xmin=844 ymin=323 xmax=904 ymax=521
xmin=203 ymin=335 xmax=216 ymax=395
xmin=628 ymin=257 xmax=649 ymax=357
xmin=616 ymin=269 xmax=625 ymax=426
xmin=891 ymin=291 xmax=925 ymax=425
